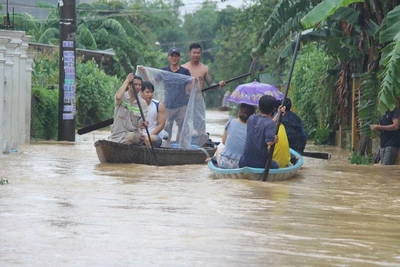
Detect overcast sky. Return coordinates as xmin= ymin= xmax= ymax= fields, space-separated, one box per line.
xmin=180 ymin=0 xmax=245 ymax=14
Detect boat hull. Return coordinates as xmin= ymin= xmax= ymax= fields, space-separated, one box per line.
xmin=208 ymin=149 xmax=304 ymax=181
xmin=95 ymin=139 xmax=217 ymax=166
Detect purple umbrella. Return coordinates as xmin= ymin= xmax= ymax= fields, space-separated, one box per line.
xmin=227 ymin=81 xmax=284 ymax=106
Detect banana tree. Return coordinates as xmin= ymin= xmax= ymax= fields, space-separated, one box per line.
xmin=256 ymin=0 xmax=400 ymax=155
xmin=300 ymin=0 xmax=400 ymax=155
xmin=75 ymin=2 xmax=152 ymax=78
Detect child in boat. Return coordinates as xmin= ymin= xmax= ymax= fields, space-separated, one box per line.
xmin=207 ymin=103 xmax=256 ymax=168
xmin=239 ymin=95 xmax=279 ymax=169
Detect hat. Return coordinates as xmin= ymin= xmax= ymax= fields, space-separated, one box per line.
xmin=168 ymin=47 xmax=180 ymax=56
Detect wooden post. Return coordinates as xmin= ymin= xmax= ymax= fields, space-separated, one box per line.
xmin=351 ymin=73 xmax=361 ymax=151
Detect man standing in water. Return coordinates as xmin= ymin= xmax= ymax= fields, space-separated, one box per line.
xmin=370 ymin=106 xmax=400 ymax=165
xmin=182 ymin=43 xmax=226 ymax=146
xmin=109 ymin=74 xmax=148 ymax=144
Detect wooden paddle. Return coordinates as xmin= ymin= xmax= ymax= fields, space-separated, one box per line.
xmin=202 ymin=56 xmax=258 ymax=92
xmin=262 ymin=33 xmax=302 ymax=182
xmin=303 ymin=151 xmax=331 ymax=160
xmin=128 ymin=74 xmax=159 ymax=166
xmin=77 ymin=59 xmax=258 ymax=135
xmin=77 ymin=118 xmax=113 ymax=135
xmin=201 ymin=73 xmax=252 ymax=92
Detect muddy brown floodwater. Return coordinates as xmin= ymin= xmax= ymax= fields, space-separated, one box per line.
xmin=1 ymin=110 xmax=399 ymax=266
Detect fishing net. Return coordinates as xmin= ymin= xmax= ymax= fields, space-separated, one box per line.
xmin=136 ymin=66 xmax=207 ymax=149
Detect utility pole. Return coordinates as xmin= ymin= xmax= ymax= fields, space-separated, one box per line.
xmin=58 ymin=0 xmax=76 ymax=141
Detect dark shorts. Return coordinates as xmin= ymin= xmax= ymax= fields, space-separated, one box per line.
xmin=154 ymin=134 xmax=162 ymax=148
xmin=380 ymin=146 xmax=399 ymax=165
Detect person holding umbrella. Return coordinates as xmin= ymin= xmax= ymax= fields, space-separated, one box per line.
xmin=239 ymin=95 xmax=280 ymax=169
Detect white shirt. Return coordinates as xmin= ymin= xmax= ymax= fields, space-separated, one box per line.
xmin=147 ymin=99 xmax=159 ymax=134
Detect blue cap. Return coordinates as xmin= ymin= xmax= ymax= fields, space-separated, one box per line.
xmin=168 ymin=47 xmax=180 ymax=56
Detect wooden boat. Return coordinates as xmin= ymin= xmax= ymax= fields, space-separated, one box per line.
xmin=208 ymin=148 xmax=304 ymax=181
xmin=95 ymin=139 xmax=217 ymax=166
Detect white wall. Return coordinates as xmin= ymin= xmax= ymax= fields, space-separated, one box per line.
xmin=0 ymin=30 xmax=34 ymax=154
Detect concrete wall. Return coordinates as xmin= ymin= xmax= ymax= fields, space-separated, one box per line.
xmin=0 ymin=30 xmax=34 ymax=154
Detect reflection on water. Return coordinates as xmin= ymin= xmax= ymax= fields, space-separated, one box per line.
xmin=0 ymin=109 xmax=399 ymax=266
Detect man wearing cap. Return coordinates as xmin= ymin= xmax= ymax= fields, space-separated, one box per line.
xmin=157 ymin=47 xmax=192 ymax=145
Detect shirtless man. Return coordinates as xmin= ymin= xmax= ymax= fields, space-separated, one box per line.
xmin=182 ymin=43 xmax=226 ymax=146
xmin=182 ymin=43 xmax=226 ymax=90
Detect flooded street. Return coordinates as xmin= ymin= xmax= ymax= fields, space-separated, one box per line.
xmin=1 ymin=110 xmax=399 ymax=266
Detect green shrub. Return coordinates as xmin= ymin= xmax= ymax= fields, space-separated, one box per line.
xmin=290 ymin=44 xmax=336 ymax=138
xmin=32 ymin=50 xmax=59 ymax=90
xmin=31 ymin=87 xmax=59 ymax=140
xmin=76 ymin=59 xmax=121 ymax=127
xmin=313 ymin=126 xmax=332 ymax=145
xmin=31 ymin=53 xmax=122 ymax=139
xmin=349 ymin=152 xmax=372 ymax=165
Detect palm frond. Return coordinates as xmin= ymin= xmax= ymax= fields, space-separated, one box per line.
xmin=37 ymin=28 xmax=59 ymax=44
xmin=77 ymin=25 xmax=98 ymax=49
xmin=378 ymin=40 xmax=400 ymax=113
xmin=301 ymin=0 xmax=364 ymax=29
xmin=101 ymin=19 xmax=128 ymax=40
xmin=113 ymin=16 xmax=149 ymax=45
xmin=358 ymin=71 xmax=380 ymax=136
xmin=256 ymin=0 xmax=318 ymax=55
xmin=377 ymin=5 xmax=400 ymax=113
xmin=379 ymin=5 xmax=400 ymax=43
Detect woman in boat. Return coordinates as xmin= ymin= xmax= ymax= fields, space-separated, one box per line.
xmin=208 ymin=103 xmax=256 ymax=169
